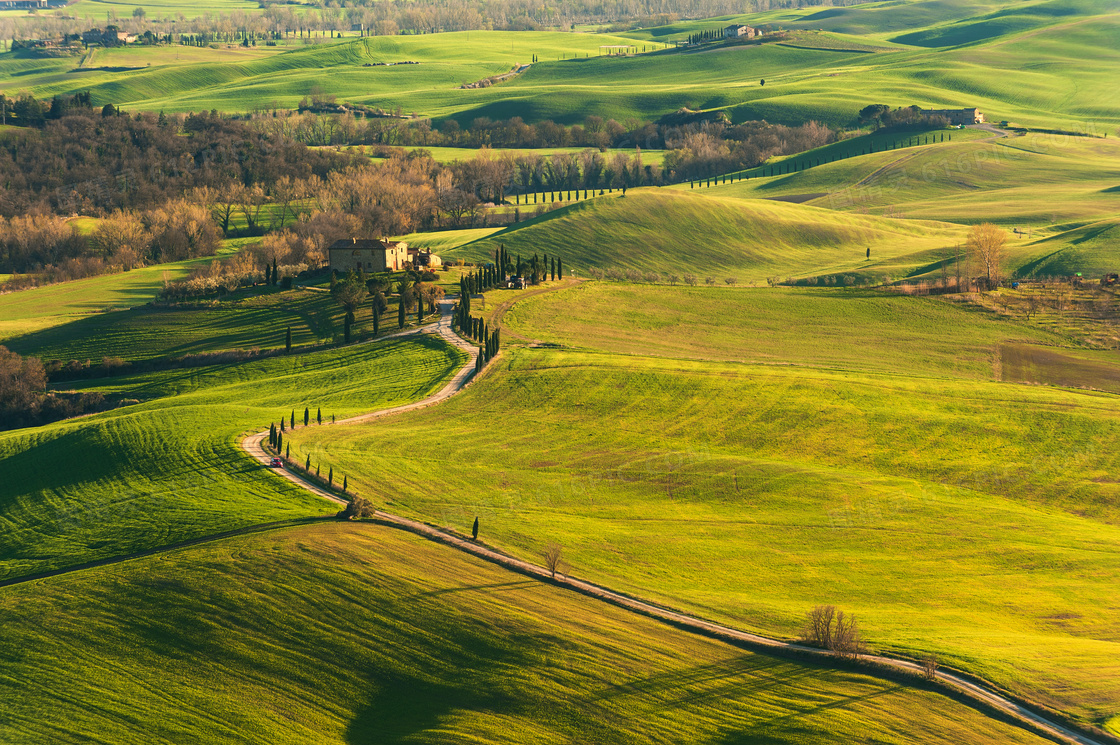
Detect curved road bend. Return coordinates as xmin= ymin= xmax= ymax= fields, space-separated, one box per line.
xmin=240 ymin=292 xmax=1105 ymax=745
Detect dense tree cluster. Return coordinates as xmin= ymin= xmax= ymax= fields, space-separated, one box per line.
xmin=0 ymin=346 xmax=117 ymax=430
xmin=858 ymin=104 xmax=950 ymax=132
xmin=0 ymin=102 xmax=356 ymax=218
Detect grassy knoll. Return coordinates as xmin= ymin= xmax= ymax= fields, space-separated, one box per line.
xmin=443 ymin=189 xmax=965 ymax=281
xmin=690 ymin=132 xmax=1120 ymax=234
xmin=364 ymin=145 xmax=668 ymax=168
xmin=501 ymin=283 xmax=1064 ymax=377
xmin=1 ymin=5 xmax=1117 ymax=129
xmin=288 ymin=338 xmax=1120 ymax=726
xmin=5 ymin=286 xmax=346 ymax=364
xmin=0 ymin=522 xmax=1052 ymax=745
xmin=0 ymin=334 xmax=464 ymax=581
xmin=0 ymin=240 xmax=246 ymax=343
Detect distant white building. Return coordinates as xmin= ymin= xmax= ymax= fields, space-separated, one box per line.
xmin=724 ymin=24 xmax=758 ymax=39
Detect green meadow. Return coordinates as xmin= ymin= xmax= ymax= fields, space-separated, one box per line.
xmin=287 ymin=286 xmax=1120 ymax=729
xmin=689 ymin=133 xmax=1120 ymax=232
xmin=0 ymin=334 xmax=465 ymax=581
xmin=442 ymin=189 xmax=966 ymax=282
xmin=0 ymin=1 xmax=1117 ymax=129
xmin=0 ymin=522 xmax=1052 ymax=745
xmin=0 ymin=245 xmax=242 ymax=342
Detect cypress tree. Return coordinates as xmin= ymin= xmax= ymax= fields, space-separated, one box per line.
xmin=269 ymin=423 xmax=276 ymax=447
xmin=304 ymin=407 xmax=309 ymax=426
xmin=417 ymin=296 xmax=423 ymax=324
xmin=316 ymin=464 xmax=320 ymax=477
xmin=285 ymin=443 xmax=290 ymax=459
xmin=343 ymin=475 xmax=348 ymax=492
xmin=343 ymin=314 xmax=351 ymax=343
xmin=372 ymin=302 xmax=380 ymax=336
xmin=317 ymin=407 xmax=322 ymax=425
xmin=398 ymin=294 xmax=405 ymax=329
xmin=272 ymin=257 xmax=278 ymax=286
xmin=472 ymin=517 xmax=479 ymax=540
xmin=306 ymin=453 xmax=311 ymax=470
xmin=328 ymin=466 xmax=333 ymax=485
xmin=285 ymin=325 xmax=292 ymax=353
xmin=280 ymin=417 xmax=285 ymax=432
xmin=557 ymin=257 xmax=563 ymax=279
xmin=276 ymin=430 xmax=283 ymax=453
xmin=264 ymin=264 xmax=271 ymax=285
xmin=291 ymin=410 xmax=295 ymax=429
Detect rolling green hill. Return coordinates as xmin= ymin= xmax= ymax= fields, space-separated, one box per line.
xmin=1 ymin=3 xmax=1117 ymax=129
xmin=287 ymin=287 xmax=1120 ymax=728
xmin=0 ymin=522 xmax=1053 ymax=744
xmin=444 ymin=189 xmax=965 ymax=282
xmin=0 ymin=334 xmax=464 ymax=581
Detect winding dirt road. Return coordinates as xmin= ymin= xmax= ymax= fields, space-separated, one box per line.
xmin=236 ymin=292 xmax=1104 ymax=745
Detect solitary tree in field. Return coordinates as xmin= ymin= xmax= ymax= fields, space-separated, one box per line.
xmin=328 ymin=466 xmax=333 ymax=485
xmin=543 ymin=543 xmax=565 ymax=578
xmin=306 ymin=453 xmax=311 ymax=470
xmin=967 ymin=222 xmax=1007 ymax=287
xmin=472 ymin=517 xmax=479 ymax=540
xmin=304 ymin=407 xmax=309 ymax=427
xmin=317 ymin=407 xmax=322 ymax=425
xmin=342 ymin=475 xmax=347 ymax=492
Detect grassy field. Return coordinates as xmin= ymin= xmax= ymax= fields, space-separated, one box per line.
xmin=286 ymin=286 xmax=1120 ymax=729
xmin=501 ymin=283 xmax=1065 ymax=377
xmin=687 ymin=131 xmax=1120 ymax=236
xmin=0 ymin=334 xmax=465 ymax=581
xmin=363 ymin=145 xmax=668 ymax=168
xmin=441 ymin=189 xmax=967 ymax=282
xmin=0 ymin=245 xmax=245 ymax=343
xmin=0 ymin=521 xmax=1054 ymax=745
xmin=0 ymin=3 xmax=1116 ymax=129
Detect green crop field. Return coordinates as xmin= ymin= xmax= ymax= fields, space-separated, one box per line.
xmin=286 ymin=285 xmax=1120 ymax=729
xmin=0 ymin=334 xmax=465 ymax=581
xmin=362 ymin=144 xmax=669 ymax=168
xmin=687 ymin=132 xmax=1120 ymax=232
xmin=0 ymin=522 xmax=1053 ymax=744
xmin=441 ymin=189 xmax=967 ymax=282
xmin=1 ymin=1 xmax=1117 ymax=129
xmin=0 ymin=242 xmax=244 ymax=343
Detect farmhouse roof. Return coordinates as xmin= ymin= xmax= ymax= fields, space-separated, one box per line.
xmin=328 ymin=238 xmax=406 ymax=251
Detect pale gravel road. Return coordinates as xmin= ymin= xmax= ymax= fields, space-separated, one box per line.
xmin=242 ymin=293 xmax=1107 ymax=745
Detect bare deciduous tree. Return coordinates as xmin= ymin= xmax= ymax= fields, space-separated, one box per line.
xmin=802 ymin=605 xmax=864 ymax=659
xmin=543 ymin=543 xmax=565 ymax=578
xmin=967 ymin=223 xmax=1007 ymax=287
xmin=921 ymin=655 xmax=939 ymax=681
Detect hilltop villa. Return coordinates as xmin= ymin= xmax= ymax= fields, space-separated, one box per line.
xmin=328 ymin=239 xmax=409 ymax=273
xmin=724 ymin=24 xmax=758 ymax=39
xmin=922 ymin=108 xmax=985 ymax=125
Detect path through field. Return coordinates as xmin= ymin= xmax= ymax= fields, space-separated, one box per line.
xmin=238 ymin=289 xmax=1106 ymax=745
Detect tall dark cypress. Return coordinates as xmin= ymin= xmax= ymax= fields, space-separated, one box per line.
xmin=306 ymin=454 xmax=311 ymax=470
xmin=317 ymin=407 xmax=322 ymax=425
xmin=291 ymin=410 xmax=295 ymax=429
xmin=271 ymin=257 xmax=278 ymax=286
xmin=372 ymin=302 xmax=380 ymax=336
xmin=285 ymin=325 xmax=292 ymax=353
xmin=558 ymin=257 xmax=563 ymax=279
xmin=398 ymin=294 xmax=405 ymax=329
xmin=269 ymin=423 xmax=276 ymax=447
xmin=304 ymin=407 xmax=309 ymax=427
xmin=276 ymin=430 xmax=283 ymax=454
xmin=417 ymin=296 xmax=423 ymax=324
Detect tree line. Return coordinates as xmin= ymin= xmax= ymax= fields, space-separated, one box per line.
xmin=0 ymin=0 xmax=856 ymax=49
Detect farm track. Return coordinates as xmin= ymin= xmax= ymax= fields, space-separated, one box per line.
xmin=240 ymin=287 xmax=1107 ymax=745
xmin=3 ymin=285 xmax=1106 ymax=745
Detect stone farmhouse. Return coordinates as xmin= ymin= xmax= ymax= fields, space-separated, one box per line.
xmin=724 ymin=24 xmax=758 ymax=39
xmin=328 ymin=239 xmax=409 ymax=273
xmin=922 ymin=108 xmax=985 ymax=125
